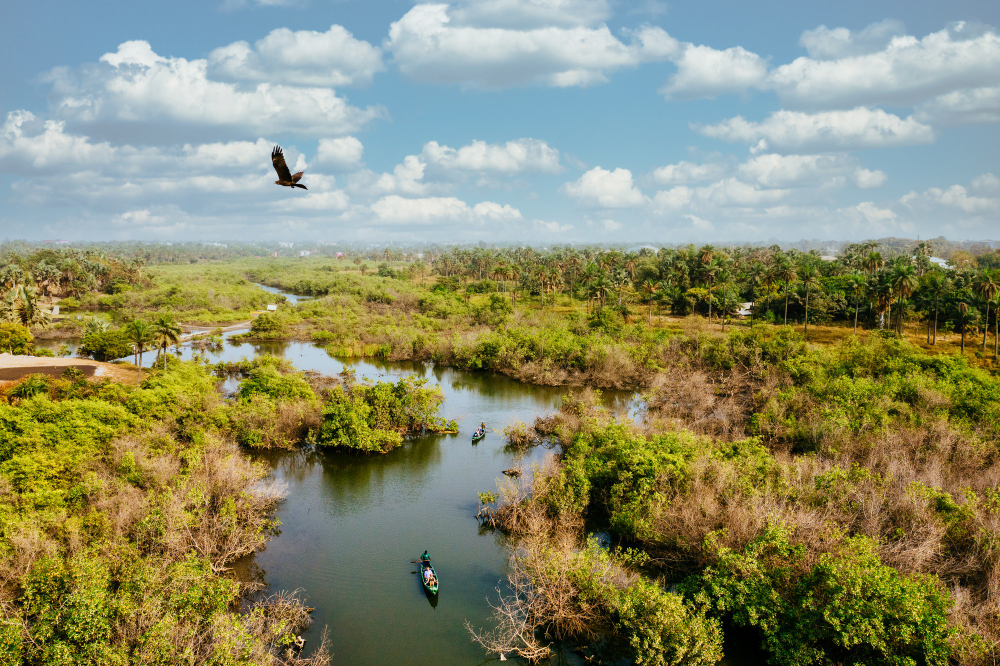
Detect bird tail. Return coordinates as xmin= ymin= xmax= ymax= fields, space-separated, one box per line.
xmin=293 ymin=183 xmax=308 ymax=190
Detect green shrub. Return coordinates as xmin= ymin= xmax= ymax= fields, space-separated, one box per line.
xmin=0 ymin=322 xmax=34 ymax=354
xmin=79 ymin=329 xmax=131 ymax=362
xmin=684 ymin=524 xmax=957 ymax=666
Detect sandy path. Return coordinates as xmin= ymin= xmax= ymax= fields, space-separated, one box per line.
xmin=0 ymin=354 xmax=138 ymax=386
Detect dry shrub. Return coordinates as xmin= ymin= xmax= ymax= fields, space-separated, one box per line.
xmin=504 ymin=420 xmax=537 ymax=449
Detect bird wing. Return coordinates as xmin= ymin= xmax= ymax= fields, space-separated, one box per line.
xmin=271 ymin=145 xmax=293 ymax=182
xmin=291 ymin=171 xmax=304 ymax=183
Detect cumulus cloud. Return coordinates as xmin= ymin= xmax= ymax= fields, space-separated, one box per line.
xmin=208 ymin=25 xmax=384 ymax=87
xmin=900 ymin=181 xmax=1000 ymax=216
xmin=770 ymin=22 xmax=1000 ymax=108
xmin=736 ymin=153 xmax=879 ymax=188
xmin=385 ymin=3 xmax=677 ymax=88
xmin=561 ymin=166 xmax=647 ymax=207
xmin=916 ymin=86 xmax=1000 ymax=125
xmin=314 ymin=137 xmax=364 ymax=170
xmin=348 ymin=155 xmax=430 ymax=197
xmin=798 ymin=20 xmax=907 ymax=60
xmin=695 ymin=107 xmax=934 ymax=152
xmin=448 ymin=0 xmax=611 ymax=29
xmin=650 ymin=160 xmax=727 ymax=185
xmin=852 ymin=168 xmax=887 ymax=189
xmin=46 ymin=40 xmax=383 ymax=139
xmin=661 ymin=44 xmax=768 ymax=99
xmin=685 ymin=213 xmax=715 ymax=231
xmin=971 ymin=173 xmax=1000 ymax=194
xmin=370 ymin=195 xmax=521 ymax=223
xmin=422 ymin=138 xmax=561 ymax=173
xmin=534 ymin=219 xmax=574 ymax=232
xmin=0 ymin=112 xmax=284 ymax=176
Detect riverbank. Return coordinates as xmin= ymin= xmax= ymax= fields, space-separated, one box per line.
xmin=0 ymin=353 xmax=138 ymax=385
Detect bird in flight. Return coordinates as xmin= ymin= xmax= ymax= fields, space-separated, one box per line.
xmin=271 ymin=145 xmax=307 ymax=190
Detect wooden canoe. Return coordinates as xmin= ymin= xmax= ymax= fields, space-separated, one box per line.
xmin=419 ymin=558 xmax=439 ymax=594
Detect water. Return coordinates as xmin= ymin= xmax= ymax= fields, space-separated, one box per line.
xmin=213 ymin=341 xmax=635 ymax=664
xmin=254 ymin=282 xmax=314 ymax=305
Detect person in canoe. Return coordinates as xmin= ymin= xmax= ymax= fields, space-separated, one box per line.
xmin=472 ymin=423 xmax=486 ymax=440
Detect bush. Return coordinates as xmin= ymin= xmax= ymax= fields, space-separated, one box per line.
xmin=315 ymin=375 xmax=453 ymax=453
xmin=0 ymin=322 xmax=33 ymax=354
xmin=79 ymin=329 xmax=131 ymax=362
xmin=684 ymin=523 xmax=958 ymax=666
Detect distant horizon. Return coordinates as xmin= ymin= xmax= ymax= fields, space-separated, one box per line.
xmin=4 ymin=235 xmax=999 ymax=252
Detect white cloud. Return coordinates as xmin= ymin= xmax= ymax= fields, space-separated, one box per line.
xmin=601 ymin=218 xmax=623 ymax=231
xmin=281 ymin=190 xmax=351 ymax=211
xmin=695 ymin=107 xmax=934 ymax=152
xmin=315 ymin=137 xmax=364 ymax=170
xmin=695 ymin=178 xmax=788 ymax=206
xmin=650 ymin=160 xmax=728 ymax=185
xmin=650 ymin=186 xmax=693 ymax=213
xmin=737 ymin=153 xmax=855 ymax=188
xmin=47 ymin=41 xmax=383 ymax=138
xmin=422 ymin=138 xmax=561 ymax=173
xmin=348 ymin=155 xmax=430 ymax=196
xmin=770 ymin=23 xmax=1000 ymax=108
xmin=685 ymin=214 xmax=715 ymax=232
xmin=473 ymin=201 xmax=523 ymax=220
xmin=971 ymin=173 xmax=1000 ymax=194
xmin=852 ymin=168 xmax=887 ymax=189
xmin=208 ymin=25 xmax=384 ymax=87
xmin=900 ymin=183 xmax=1000 ymax=215
xmin=661 ymin=44 xmax=768 ymax=99
xmin=370 ymin=195 xmax=521 ymax=224
xmin=915 ymin=86 xmax=1000 ymax=125
xmin=561 ymin=166 xmax=647 ymax=207
xmin=798 ymin=20 xmax=906 ymax=60
xmin=448 ymin=0 xmax=611 ymax=29
xmin=113 ymin=209 xmax=167 ymax=227
xmin=385 ymin=3 xmax=677 ymax=88
xmin=534 ymin=219 xmax=574 ymax=232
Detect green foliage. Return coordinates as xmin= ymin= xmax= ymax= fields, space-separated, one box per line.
xmin=248 ymin=311 xmax=290 ymax=337
xmin=237 ymin=364 xmax=316 ymax=405
xmin=315 ymin=375 xmax=450 ymax=453
xmin=559 ymin=540 xmax=723 ymax=666
xmin=78 ymin=329 xmax=132 ymax=362
xmin=684 ymin=524 xmax=957 ymax=666
xmin=541 ymin=422 xmax=698 ymax=539
xmin=0 ymin=322 xmax=34 ymax=354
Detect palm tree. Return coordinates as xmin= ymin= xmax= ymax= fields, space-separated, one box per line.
xmin=847 ymin=273 xmax=866 ymax=333
xmin=800 ymin=267 xmax=821 ymax=339
xmin=957 ymin=302 xmax=975 ymax=354
xmin=889 ymin=264 xmax=918 ymax=335
xmin=775 ymin=262 xmax=797 ymax=325
xmin=640 ymin=280 xmax=659 ymax=324
xmin=748 ymin=262 xmax=767 ymax=327
xmin=717 ymin=269 xmax=733 ymax=331
xmin=126 ymin=319 xmax=154 ymax=385
xmin=920 ymin=273 xmax=949 ymax=345
xmin=974 ymin=270 xmax=1000 ymax=350
xmin=703 ymin=259 xmax=721 ymax=323
xmin=10 ymin=285 xmax=50 ymax=328
xmin=152 ymin=314 xmax=183 ymax=370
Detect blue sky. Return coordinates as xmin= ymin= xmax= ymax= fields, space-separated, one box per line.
xmin=1 ymin=0 xmax=998 ymax=243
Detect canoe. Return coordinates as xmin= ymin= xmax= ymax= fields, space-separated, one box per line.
xmin=419 ymin=557 xmax=439 ymax=594
xmin=471 ymin=428 xmax=486 ymax=442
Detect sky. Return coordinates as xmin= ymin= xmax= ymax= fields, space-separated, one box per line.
xmin=1 ymin=0 xmax=998 ymax=244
